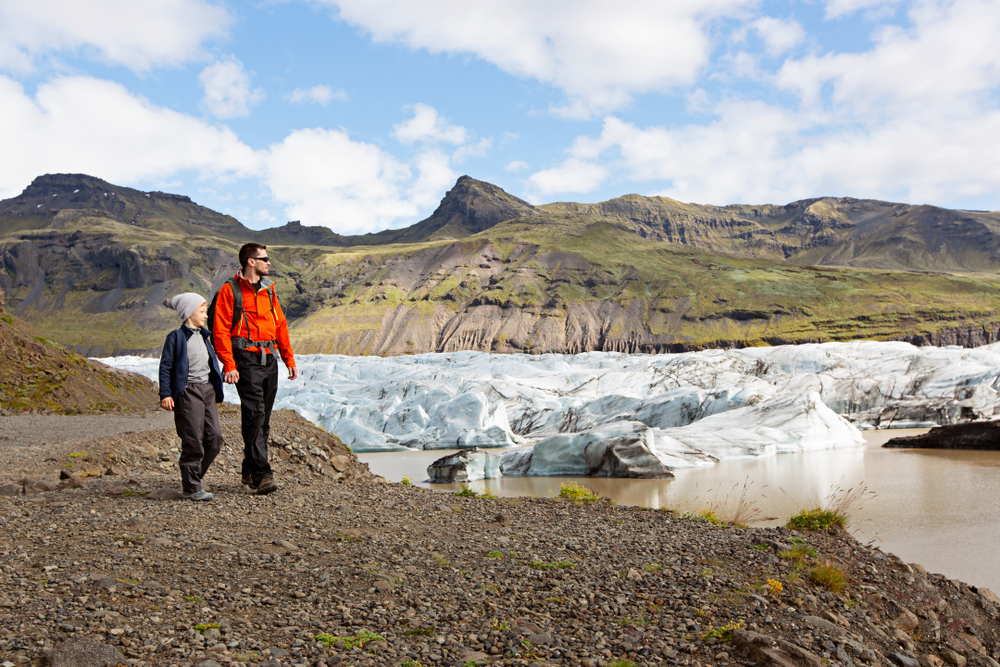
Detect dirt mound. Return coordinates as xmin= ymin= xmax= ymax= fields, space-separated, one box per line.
xmin=0 ymin=286 xmax=159 ymax=414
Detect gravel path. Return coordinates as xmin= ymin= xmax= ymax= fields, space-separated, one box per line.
xmin=1 ymin=411 xmax=999 ymax=667
xmin=0 ymin=412 xmax=174 ymax=446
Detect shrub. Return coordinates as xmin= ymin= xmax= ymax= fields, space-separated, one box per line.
xmin=701 ymin=620 xmax=744 ymax=642
xmin=455 ymin=485 xmax=478 ymax=497
xmin=558 ymin=481 xmax=599 ymax=503
xmin=811 ymin=562 xmax=847 ymax=592
xmin=400 ymin=475 xmax=413 ymax=485
xmin=786 ymin=508 xmax=844 ymax=531
xmin=683 ymin=509 xmax=724 ymax=525
xmin=765 ymin=579 xmax=783 ymax=596
xmin=786 ymin=482 xmax=874 ymax=531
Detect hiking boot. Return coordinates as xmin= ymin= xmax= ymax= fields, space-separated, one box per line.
xmin=183 ymin=489 xmax=213 ymax=501
xmin=256 ymin=477 xmax=278 ymax=495
xmin=241 ymin=473 xmax=253 ymax=486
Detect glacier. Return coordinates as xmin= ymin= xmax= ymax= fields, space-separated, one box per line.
xmin=100 ymin=340 xmax=1000 ymax=473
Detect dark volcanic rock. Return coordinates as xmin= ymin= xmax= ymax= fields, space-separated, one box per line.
xmin=883 ymin=420 xmax=1000 ymax=450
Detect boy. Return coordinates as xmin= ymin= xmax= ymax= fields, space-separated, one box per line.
xmin=159 ymin=293 xmax=225 ymax=501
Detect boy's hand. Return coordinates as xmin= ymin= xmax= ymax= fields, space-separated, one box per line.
xmin=288 ymin=366 xmax=299 ymax=380
xmin=224 ymin=370 xmax=239 ymax=384
xmin=160 ymin=397 xmax=174 ymax=411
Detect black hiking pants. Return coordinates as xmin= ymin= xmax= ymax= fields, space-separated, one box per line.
xmin=235 ymin=349 xmax=278 ymax=484
xmin=174 ymin=382 xmax=223 ymax=494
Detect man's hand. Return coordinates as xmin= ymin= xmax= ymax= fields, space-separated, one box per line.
xmin=224 ymin=370 xmax=239 ymax=384
xmin=160 ymin=397 xmax=174 ymax=411
xmin=288 ymin=366 xmax=299 ymax=381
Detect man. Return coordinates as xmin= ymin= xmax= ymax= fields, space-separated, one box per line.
xmin=213 ymin=243 xmax=298 ymax=495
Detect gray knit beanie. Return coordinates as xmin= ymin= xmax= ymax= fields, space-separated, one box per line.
xmin=170 ymin=293 xmax=206 ymax=322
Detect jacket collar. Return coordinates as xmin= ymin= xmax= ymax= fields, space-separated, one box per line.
xmin=236 ymin=270 xmax=275 ymax=291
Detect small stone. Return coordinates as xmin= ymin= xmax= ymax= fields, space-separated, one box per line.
xmin=890 ymin=653 xmax=920 ymax=667
xmin=59 ymin=470 xmax=73 ymax=480
xmin=95 ymin=577 xmax=117 ymax=591
xmin=940 ymin=651 xmax=966 ymax=667
xmin=894 ymin=609 xmax=920 ymax=633
xmin=980 ymin=587 xmax=1000 ymax=606
xmin=274 ymin=539 xmax=299 ymax=551
xmin=150 ymin=537 xmax=173 ymax=547
xmin=958 ymin=633 xmax=984 ymax=652
xmin=331 ymin=456 xmax=349 ymax=471
xmin=919 ymin=655 xmax=944 ymax=667
xmin=0 ymin=483 xmax=19 ymax=497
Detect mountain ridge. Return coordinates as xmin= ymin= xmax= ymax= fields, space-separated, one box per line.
xmin=3 ymin=172 xmax=1000 ymax=356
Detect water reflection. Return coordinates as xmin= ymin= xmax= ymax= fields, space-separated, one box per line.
xmin=359 ymin=429 xmax=1000 ymax=592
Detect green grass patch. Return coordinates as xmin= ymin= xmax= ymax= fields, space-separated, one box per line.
xmin=122 ymin=489 xmax=147 ymax=497
xmin=558 ymin=481 xmax=599 ymax=503
xmin=786 ymin=507 xmax=844 ymax=531
xmin=811 ymin=563 xmax=847 ymax=592
xmin=193 ymin=623 xmax=219 ymax=631
xmin=530 ymin=560 xmax=575 ymax=570
xmin=402 ymin=628 xmax=435 ymax=637
xmin=316 ymin=630 xmax=386 ymax=650
xmin=779 ymin=544 xmax=818 ymax=568
xmin=607 ymin=659 xmax=638 ymax=667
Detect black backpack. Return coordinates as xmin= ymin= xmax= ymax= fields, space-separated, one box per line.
xmin=208 ymin=277 xmax=279 ymax=361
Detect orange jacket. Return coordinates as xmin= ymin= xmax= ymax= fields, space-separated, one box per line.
xmin=212 ymin=271 xmax=295 ymax=374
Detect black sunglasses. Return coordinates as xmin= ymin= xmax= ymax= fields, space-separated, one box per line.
xmin=251 ymin=256 xmax=271 ymax=263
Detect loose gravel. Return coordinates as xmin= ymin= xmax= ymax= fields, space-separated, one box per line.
xmin=0 ymin=411 xmax=998 ymax=667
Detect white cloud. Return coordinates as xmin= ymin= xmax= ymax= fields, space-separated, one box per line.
xmin=504 ymin=160 xmax=529 ymax=172
xmin=265 ymin=128 xmax=456 ymax=233
xmin=0 ymin=74 xmax=260 ymax=199
xmin=777 ymin=0 xmax=1000 ymax=115
xmin=528 ymin=158 xmax=609 ymax=198
xmin=751 ymin=17 xmax=805 ymax=55
xmin=289 ymin=84 xmax=348 ymax=105
xmin=452 ymin=138 xmax=492 ymax=163
xmin=251 ymin=209 xmax=278 ymax=223
xmin=324 ymin=0 xmax=757 ymax=116
xmin=0 ymin=0 xmax=230 ymax=73
xmin=199 ymin=59 xmax=265 ymax=119
xmin=392 ymin=103 xmax=467 ymax=144
xmin=521 ymin=0 xmax=1000 ymax=209
xmin=825 ymin=0 xmax=901 ymax=19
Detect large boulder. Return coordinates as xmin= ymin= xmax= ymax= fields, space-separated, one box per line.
xmin=428 ymin=447 xmax=501 ymax=483
xmin=883 ymin=420 xmax=1000 ymax=450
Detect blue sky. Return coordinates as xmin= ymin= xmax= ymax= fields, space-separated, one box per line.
xmin=2 ymin=0 xmax=1000 ymax=234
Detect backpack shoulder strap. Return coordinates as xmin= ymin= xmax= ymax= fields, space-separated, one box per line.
xmin=227 ymin=277 xmax=248 ymax=334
